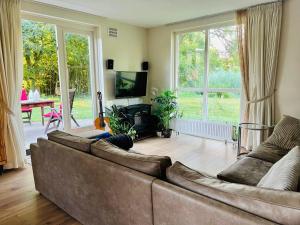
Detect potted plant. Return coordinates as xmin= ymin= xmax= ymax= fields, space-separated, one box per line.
xmin=152 ymin=90 xmax=181 ymax=138
xmin=107 ymin=105 xmax=137 ymax=140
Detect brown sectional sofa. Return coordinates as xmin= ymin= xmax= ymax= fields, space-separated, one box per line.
xmin=31 ymin=128 xmax=300 ymax=225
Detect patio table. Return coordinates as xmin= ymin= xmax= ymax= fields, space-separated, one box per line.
xmin=21 ymin=99 xmax=55 ymax=125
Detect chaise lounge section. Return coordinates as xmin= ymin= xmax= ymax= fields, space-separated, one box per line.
xmin=218 ymin=115 xmax=300 ymax=189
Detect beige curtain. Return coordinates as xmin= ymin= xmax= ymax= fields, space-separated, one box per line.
xmin=237 ymin=2 xmax=282 ymax=149
xmin=237 ymin=10 xmax=249 ymax=146
xmin=0 ymin=0 xmax=25 ymax=169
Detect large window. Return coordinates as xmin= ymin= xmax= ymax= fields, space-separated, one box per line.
xmin=176 ymin=25 xmax=241 ymax=123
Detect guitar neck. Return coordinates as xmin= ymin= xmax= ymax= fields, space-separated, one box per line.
xmin=98 ymin=92 xmax=106 ymax=127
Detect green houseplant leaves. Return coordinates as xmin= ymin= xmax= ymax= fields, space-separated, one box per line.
xmin=152 ymin=90 xmax=182 ymax=137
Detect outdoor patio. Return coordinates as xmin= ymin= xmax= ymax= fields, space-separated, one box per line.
xmin=23 ymin=119 xmax=93 ymax=148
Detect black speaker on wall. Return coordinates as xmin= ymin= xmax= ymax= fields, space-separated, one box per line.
xmin=106 ymin=59 xmax=114 ymax=70
xmin=142 ymin=61 xmax=149 ymax=71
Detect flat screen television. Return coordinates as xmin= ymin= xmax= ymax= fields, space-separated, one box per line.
xmin=115 ymin=71 xmax=147 ymax=98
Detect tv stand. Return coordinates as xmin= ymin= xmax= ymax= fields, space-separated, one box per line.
xmin=118 ymin=104 xmax=158 ymax=140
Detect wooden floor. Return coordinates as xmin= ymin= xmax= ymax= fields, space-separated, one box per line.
xmin=133 ymin=134 xmax=237 ymax=176
xmin=0 ymin=134 xmax=237 ymax=225
xmin=0 ymin=167 xmax=81 ymax=225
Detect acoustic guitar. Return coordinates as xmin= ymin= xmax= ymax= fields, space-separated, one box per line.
xmin=94 ymin=91 xmax=110 ymax=132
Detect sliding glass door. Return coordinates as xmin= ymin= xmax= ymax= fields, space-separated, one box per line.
xmin=62 ymin=31 xmax=95 ymax=129
xmin=56 ymin=27 xmax=97 ymax=131
xmin=21 ymin=17 xmax=98 ymax=138
xmin=22 ymin=19 xmax=62 ymax=146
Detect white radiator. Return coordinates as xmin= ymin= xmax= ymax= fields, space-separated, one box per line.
xmin=171 ymin=119 xmax=235 ymax=142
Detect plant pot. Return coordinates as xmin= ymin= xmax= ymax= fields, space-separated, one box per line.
xmin=162 ymin=129 xmax=172 ymax=138
xmin=156 ymin=131 xmax=162 ymax=137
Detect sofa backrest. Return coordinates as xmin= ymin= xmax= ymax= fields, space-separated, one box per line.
xmin=166 ymin=161 xmax=300 ymax=225
xmin=152 ymin=179 xmax=277 ymax=225
xmin=31 ymin=138 xmax=155 ymax=225
xmin=91 ymin=139 xmax=172 ymax=179
xmin=47 ymin=130 xmax=97 ymax=152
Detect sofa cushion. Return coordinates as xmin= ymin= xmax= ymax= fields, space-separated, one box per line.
xmin=247 ymin=142 xmax=288 ymax=163
xmin=266 ymin=115 xmax=300 ymax=150
xmin=257 ymin=146 xmax=300 ymax=191
xmin=217 ymin=157 xmax=273 ymax=186
xmin=167 ymin=161 xmax=300 ymax=225
xmin=91 ymin=140 xmax=172 ymax=178
xmin=47 ymin=130 xmax=96 ymax=152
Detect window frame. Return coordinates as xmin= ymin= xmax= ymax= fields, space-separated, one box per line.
xmin=174 ymin=23 xmax=242 ymax=122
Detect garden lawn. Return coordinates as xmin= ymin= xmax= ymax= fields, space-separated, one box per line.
xmin=178 ymin=91 xmax=240 ymax=123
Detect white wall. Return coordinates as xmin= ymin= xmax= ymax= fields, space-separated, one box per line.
xmin=276 ymin=0 xmax=300 ymax=120
xmin=21 ymin=1 xmax=148 ymax=106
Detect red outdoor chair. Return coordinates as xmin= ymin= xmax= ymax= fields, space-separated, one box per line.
xmin=43 ymin=104 xmax=63 ymax=134
xmin=43 ymin=89 xmax=79 ymax=133
xmin=21 ymin=88 xmax=32 ymax=125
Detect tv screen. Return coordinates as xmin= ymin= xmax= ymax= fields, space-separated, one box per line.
xmin=115 ymin=71 xmax=147 ymax=98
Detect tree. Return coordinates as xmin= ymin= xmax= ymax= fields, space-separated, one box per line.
xmin=22 ymin=20 xmax=58 ymax=95
xmin=65 ymin=33 xmax=90 ymax=95
xmin=178 ymin=26 xmax=241 ymax=89
xmin=179 ymin=31 xmax=206 ymax=88
xmin=22 ymin=20 xmax=91 ymax=96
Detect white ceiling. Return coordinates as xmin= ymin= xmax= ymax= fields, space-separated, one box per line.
xmin=33 ymin=0 xmax=275 ymax=28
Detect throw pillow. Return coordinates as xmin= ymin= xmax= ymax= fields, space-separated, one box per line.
xmin=257 ymin=146 xmax=300 ymax=191
xmin=266 ymin=115 xmax=300 ymax=150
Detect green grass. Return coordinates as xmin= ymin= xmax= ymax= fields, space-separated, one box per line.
xmin=27 ymin=92 xmax=240 ymax=124
xmin=178 ymin=91 xmax=204 ymax=120
xmin=26 ymin=94 xmax=93 ymax=122
xmin=178 ymin=91 xmax=240 ymax=123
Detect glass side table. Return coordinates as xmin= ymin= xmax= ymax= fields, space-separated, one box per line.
xmin=237 ymin=123 xmax=272 ymax=157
